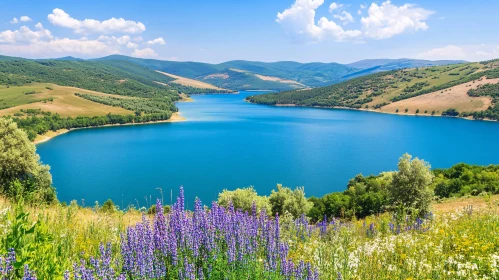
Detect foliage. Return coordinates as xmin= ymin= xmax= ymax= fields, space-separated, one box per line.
xmin=0 ymin=58 xmax=179 ymax=99
xmin=433 ymin=163 xmax=499 ymax=198
xmin=269 ymin=185 xmax=313 ymax=219
xmin=0 ymin=119 xmax=55 ymax=203
xmin=247 ymin=60 xmax=499 ymax=120
xmin=217 ymin=187 xmax=271 ymax=213
xmin=442 ymin=108 xmax=460 ymax=117
xmin=388 ymin=154 xmax=434 ymax=216
xmin=66 ymin=189 xmax=319 ymax=279
xmin=75 ymin=93 xmax=177 ymax=114
xmin=11 ymin=111 xmax=172 ymax=141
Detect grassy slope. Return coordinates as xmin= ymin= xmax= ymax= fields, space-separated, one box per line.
xmin=97 ymin=55 xmax=358 ymax=90
xmin=0 ymin=83 xmax=133 ymax=117
xmin=248 ymin=60 xmax=499 ymax=119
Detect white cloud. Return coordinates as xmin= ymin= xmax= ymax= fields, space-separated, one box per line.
xmin=417 ymin=45 xmax=499 ymax=61
xmin=126 ymin=42 xmax=138 ymax=49
xmin=48 ymin=8 xmax=146 ymax=34
xmin=334 ymin=11 xmax=354 ymax=25
xmin=361 ymin=1 xmax=434 ymax=40
xmin=329 ymin=2 xmax=343 ymax=12
xmin=276 ymin=0 xmax=361 ymax=42
xmin=0 ymin=23 xmax=118 ymax=58
xmin=277 ymin=0 xmax=432 ymax=43
xmin=0 ymin=37 xmax=119 ymax=58
xmin=146 ymin=37 xmax=166 ymax=45
xmin=10 ymin=18 xmax=18 ymax=24
xmin=132 ymin=47 xmax=158 ymax=58
xmin=0 ymin=24 xmax=53 ymax=44
xmin=97 ymin=35 xmax=132 ymax=45
xmin=360 ymin=4 xmax=366 ymax=9
xmin=20 ymin=16 xmax=32 ymax=22
xmin=416 ymin=45 xmax=467 ymax=60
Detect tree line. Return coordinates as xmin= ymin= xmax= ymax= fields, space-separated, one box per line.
xmin=12 ymin=111 xmax=172 ymax=141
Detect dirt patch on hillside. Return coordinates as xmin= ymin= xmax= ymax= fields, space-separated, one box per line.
xmin=155 ymin=71 xmax=224 ymax=90
xmin=380 ymin=78 xmax=498 ymax=114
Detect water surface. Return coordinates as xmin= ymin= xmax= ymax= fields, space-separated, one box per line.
xmin=37 ymin=91 xmax=499 ymax=208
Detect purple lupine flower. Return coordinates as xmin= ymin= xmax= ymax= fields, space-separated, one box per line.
xmin=79 ymin=187 xmax=319 ymax=279
xmin=22 ymin=264 xmax=37 ymax=280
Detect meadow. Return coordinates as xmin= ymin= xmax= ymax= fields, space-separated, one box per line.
xmin=0 ymin=83 xmax=133 ymax=117
xmin=0 ymin=192 xmax=498 ymax=279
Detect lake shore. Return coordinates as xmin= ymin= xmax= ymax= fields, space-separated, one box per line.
xmin=34 ymin=112 xmax=186 ymax=145
xmin=270 ymin=103 xmax=496 ymax=122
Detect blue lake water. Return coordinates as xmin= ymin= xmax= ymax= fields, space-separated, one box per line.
xmin=37 ymin=91 xmax=499 ymax=208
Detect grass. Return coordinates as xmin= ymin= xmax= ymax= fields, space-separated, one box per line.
xmin=0 ymin=194 xmax=498 ymax=278
xmin=364 ymin=63 xmax=496 ymax=114
xmin=0 ymin=83 xmax=133 ymax=117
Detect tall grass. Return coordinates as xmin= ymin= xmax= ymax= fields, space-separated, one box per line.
xmin=0 ymin=195 xmax=498 ymax=279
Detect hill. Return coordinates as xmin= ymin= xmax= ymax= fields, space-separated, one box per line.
xmin=247 ymin=60 xmax=499 ymax=121
xmin=347 ymin=58 xmax=465 ymax=70
xmin=96 ymin=55 xmax=466 ymax=91
xmin=0 ymin=55 xmax=208 ymax=140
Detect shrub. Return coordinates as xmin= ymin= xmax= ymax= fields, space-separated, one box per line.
xmin=269 ymin=184 xmax=313 ymax=219
xmin=0 ymin=118 xmax=55 ymax=203
xmin=388 ymin=154 xmax=434 ymax=216
xmin=217 ymin=187 xmax=271 ymax=213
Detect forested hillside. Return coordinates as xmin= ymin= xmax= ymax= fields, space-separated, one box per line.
xmin=248 ymin=59 xmax=499 ymax=121
xmin=0 ymin=56 xmax=213 ymax=140
xmin=97 ymin=55 xmax=464 ymax=91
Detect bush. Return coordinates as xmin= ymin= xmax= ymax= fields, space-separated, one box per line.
xmin=217 ymin=187 xmax=271 ymax=213
xmin=269 ymin=184 xmax=313 ymax=219
xmin=0 ymin=118 xmax=56 ymax=203
xmin=388 ymin=154 xmax=434 ymax=216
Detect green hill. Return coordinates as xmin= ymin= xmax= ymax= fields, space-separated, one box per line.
xmin=96 ymin=55 xmax=466 ymax=91
xmin=247 ymin=60 xmax=499 ymax=121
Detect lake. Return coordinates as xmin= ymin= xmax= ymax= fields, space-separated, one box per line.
xmin=37 ymin=91 xmax=499 ymax=209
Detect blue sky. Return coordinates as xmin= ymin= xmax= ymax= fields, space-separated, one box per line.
xmin=0 ymin=0 xmax=497 ymax=63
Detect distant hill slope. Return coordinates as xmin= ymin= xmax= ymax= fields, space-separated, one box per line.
xmin=247 ymin=60 xmax=499 ymax=121
xmin=96 ymin=55 xmax=466 ymax=91
xmin=347 ymin=58 xmax=466 ymax=70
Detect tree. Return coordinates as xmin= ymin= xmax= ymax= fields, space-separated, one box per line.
xmin=405 ymin=108 xmax=409 ymax=113
xmin=396 ymin=109 xmax=399 ymax=113
xmin=0 ymin=118 xmax=55 ymax=203
xmin=388 ymin=154 xmax=434 ymax=215
xmin=218 ymin=187 xmax=270 ymax=213
xmin=416 ymin=109 xmax=420 ymax=114
xmin=269 ymin=184 xmax=313 ymax=218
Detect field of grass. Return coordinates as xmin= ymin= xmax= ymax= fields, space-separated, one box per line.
xmin=0 ymin=83 xmax=133 ymax=117
xmin=0 ymin=193 xmax=497 ymax=279
xmin=379 ymin=78 xmax=497 ymax=115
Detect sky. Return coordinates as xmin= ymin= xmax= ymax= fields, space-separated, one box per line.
xmin=0 ymin=0 xmax=498 ymax=64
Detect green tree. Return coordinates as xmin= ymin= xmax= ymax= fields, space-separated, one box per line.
xmin=388 ymin=154 xmax=434 ymax=215
xmin=269 ymin=184 xmax=313 ymax=218
xmin=416 ymin=109 xmax=420 ymax=114
xmin=405 ymin=108 xmax=409 ymax=113
xmin=396 ymin=109 xmax=399 ymax=113
xmin=218 ymin=187 xmax=270 ymax=213
xmin=0 ymin=118 xmax=55 ymax=203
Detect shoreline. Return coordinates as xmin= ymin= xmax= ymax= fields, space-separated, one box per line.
xmin=34 ymin=112 xmax=186 ymax=145
xmin=268 ymin=103 xmax=497 ymax=122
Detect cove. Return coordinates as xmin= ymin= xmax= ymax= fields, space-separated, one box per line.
xmin=37 ymin=91 xmax=499 ymax=208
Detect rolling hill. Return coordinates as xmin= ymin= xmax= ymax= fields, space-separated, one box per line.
xmin=95 ymin=55 xmax=465 ymax=91
xmin=247 ymin=60 xmax=499 ymax=121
